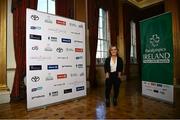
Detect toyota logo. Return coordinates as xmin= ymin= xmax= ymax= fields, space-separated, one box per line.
xmin=32 ymin=46 xmax=38 ymax=50
xmin=31 ymin=76 xmax=40 ymax=82
xmin=31 ymin=15 xmax=39 ymax=21
xmin=56 ymin=48 xmax=63 ymax=53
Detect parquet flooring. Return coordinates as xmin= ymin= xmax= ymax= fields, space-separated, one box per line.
xmin=0 ymin=80 xmax=180 ymax=119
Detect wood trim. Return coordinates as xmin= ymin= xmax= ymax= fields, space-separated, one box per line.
xmin=7 ymin=68 xmax=16 ymax=71
xmin=0 ymin=0 xmax=8 ymax=91
xmin=165 ymin=0 xmax=180 ymax=85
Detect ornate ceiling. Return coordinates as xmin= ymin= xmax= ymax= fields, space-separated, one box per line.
xmin=128 ymin=0 xmax=164 ymax=8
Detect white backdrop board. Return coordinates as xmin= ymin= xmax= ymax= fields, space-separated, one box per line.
xmin=26 ymin=9 xmax=86 ymax=110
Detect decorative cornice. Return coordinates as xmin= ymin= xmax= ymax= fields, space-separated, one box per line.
xmin=128 ymin=0 xmax=164 ymax=8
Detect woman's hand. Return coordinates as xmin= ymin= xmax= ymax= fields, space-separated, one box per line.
xmin=106 ymin=73 xmax=109 ymax=79
xmin=118 ymin=72 xmax=121 ymax=79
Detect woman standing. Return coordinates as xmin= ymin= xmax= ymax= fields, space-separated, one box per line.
xmin=104 ymin=46 xmax=123 ymax=107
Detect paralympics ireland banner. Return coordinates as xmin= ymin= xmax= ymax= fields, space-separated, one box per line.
xmin=140 ymin=12 xmax=174 ymax=103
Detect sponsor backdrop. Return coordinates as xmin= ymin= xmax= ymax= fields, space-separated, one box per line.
xmin=140 ymin=12 xmax=174 ymax=103
xmin=26 ymin=9 xmax=86 ymax=110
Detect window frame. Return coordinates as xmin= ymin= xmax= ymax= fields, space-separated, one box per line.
xmin=37 ymin=0 xmax=55 ymax=14
xmin=96 ymin=8 xmax=110 ymax=65
xmin=130 ymin=20 xmax=137 ymax=64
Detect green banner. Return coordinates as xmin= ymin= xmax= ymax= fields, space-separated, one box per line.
xmin=140 ymin=12 xmax=173 ymax=85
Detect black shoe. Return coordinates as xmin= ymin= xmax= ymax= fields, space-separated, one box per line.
xmin=113 ymin=98 xmax=117 ymax=106
xmin=106 ymin=99 xmax=110 ymax=107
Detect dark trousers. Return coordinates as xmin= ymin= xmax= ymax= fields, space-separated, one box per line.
xmin=105 ymin=72 xmax=121 ymax=100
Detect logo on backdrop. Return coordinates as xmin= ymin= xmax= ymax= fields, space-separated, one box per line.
xmin=68 ymin=80 xmax=84 ymax=85
xmin=32 ymin=46 xmax=39 ymax=50
xmin=80 ymin=72 xmax=85 ymax=76
xmin=30 ymin=26 xmax=41 ymax=30
xmin=160 ymin=91 xmax=165 ymax=95
xmin=30 ymin=56 xmax=51 ymax=60
xmin=76 ymin=64 xmax=83 ymax=68
xmin=49 ymin=91 xmax=58 ymax=96
xmin=47 ymin=65 xmax=58 ymax=70
xmin=66 ymin=48 xmax=74 ymax=52
xmin=48 ymin=36 xmax=57 ymax=42
xmin=31 ymin=76 xmax=40 ymax=82
xmin=71 ymin=32 xmax=80 ymax=35
xmin=56 ymin=20 xmax=66 ymax=25
xmin=31 ymin=15 xmax=39 ymax=21
xmin=56 ymin=47 xmax=63 ymax=53
xmin=57 ymin=56 xmax=68 ymax=60
xmin=153 ymin=89 xmax=159 ymax=93
xmin=69 ymin=23 xmax=77 ymax=27
xmin=32 ymin=87 xmax=43 ymax=92
xmin=57 ymin=74 xmax=67 ymax=79
xmin=157 ymin=83 xmax=163 ymax=87
xmin=44 ymin=44 xmax=53 ymax=51
xmin=45 ymin=16 xmax=53 ymax=23
xmin=76 ymin=86 xmax=85 ymax=91
xmin=54 ymin=83 xmax=65 ymax=87
xmin=78 ymin=24 xmax=83 ymax=28
xmin=32 ymin=95 xmax=45 ymax=100
xmin=62 ymin=65 xmax=73 ymax=68
xmin=30 ymin=34 xmax=42 ymax=40
xmin=75 ymin=48 xmax=83 ymax=52
xmin=74 ymin=40 xmax=83 ymax=43
xmin=143 ymin=81 xmax=168 ymax=96
xmin=48 ymin=28 xmax=67 ymax=34
xmin=150 ymin=34 xmax=160 ymax=47
xmin=29 ymin=65 xmax=42 ymax=70
xmin=61 ymin=38 xmax=71 ymax=43
xmin=64 ymin=89 xmax=72 ymax=94
xmin=46 ymin=73 xmax=54 ymax=81
xmin=71 ymin=73 xmax=78 ymax=77
xmin=76 ymin=56 xmax=83 ymax=60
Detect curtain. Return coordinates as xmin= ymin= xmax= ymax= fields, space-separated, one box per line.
xmin=88 ymin=0 xmax=99 ymax=87
xmin=122 ymin=3 xmax=132 ymax=79
xmin=11 ymin=0 xmax=37 ymax=100
xmin=56 ymin=0 xmax=74 ymax=19
xmin=99 ymin=0 xmax=119 ymax=46
xmin=108 ymin=0 xmax=119 ymax=46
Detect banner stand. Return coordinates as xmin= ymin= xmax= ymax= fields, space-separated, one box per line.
xmin=27 ymin=96 xmax=86 ymax=111
xmin=142 ymin=91 xmax=174 ymax=104
xmin=140 ymin=12 xmax=174 ymax=104
xmin=26 ymin=9 xmax=86 ymax=110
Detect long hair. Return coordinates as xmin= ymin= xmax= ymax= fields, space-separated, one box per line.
xmin=108 ymin=45 xmax=119 ymax=57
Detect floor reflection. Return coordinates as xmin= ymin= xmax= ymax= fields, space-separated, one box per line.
xmin=0 ymin=79 xmax=180 ymax=119
xmin=96 ymin=102 xmax=106 ymax=119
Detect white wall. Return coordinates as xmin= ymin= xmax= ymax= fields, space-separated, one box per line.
xmin=7 ymin=0 xmax=16 ymax=93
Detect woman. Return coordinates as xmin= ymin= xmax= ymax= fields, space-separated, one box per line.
xmin=104 ymin=46 xmax=123 ymax=107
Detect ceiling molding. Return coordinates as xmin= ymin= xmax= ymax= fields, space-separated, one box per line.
xmin=128 ymin=0 xmax=164 ymax=8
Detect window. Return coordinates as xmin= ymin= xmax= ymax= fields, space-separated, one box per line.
xmin=37 ymin=0 xmax=55 ymax=14
xmin=130 ymin=20 xmax=137 ymax=63
xmin=96 ymin=8 xmax=110 ymax=64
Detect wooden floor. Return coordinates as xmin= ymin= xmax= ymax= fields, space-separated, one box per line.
xmin=0 ymin=79 xmax=180 ymax=119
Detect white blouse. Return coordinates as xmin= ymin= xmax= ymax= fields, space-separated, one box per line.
xmin=110 ymin=57 xmax=117 ymax=72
